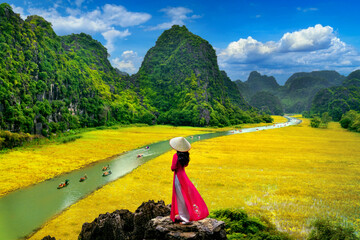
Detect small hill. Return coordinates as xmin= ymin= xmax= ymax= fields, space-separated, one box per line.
xmin=311 ymin=69 xmax=360 ymax=120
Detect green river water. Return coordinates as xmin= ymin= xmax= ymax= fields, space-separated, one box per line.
xmin=0 ymin=117 xmax=300 ymax=240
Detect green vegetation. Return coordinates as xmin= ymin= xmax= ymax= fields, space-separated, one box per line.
xmin=0 ymin=130 xmax=38 ymax=149
xmin=210 ymin=209 xmax=292 ymax=240
xmin=310 ymin=70 xmax=360 ymax=121
xmin=236 ymin=70 xmax=345 ymax=113
xmin=135 ymin=25 xmax=270 ymax=127
xmin=0 ymin=3 xmax=152 ymax=137
xmin=249 ymin=91 xmax=284 ymax=115
xmin=0 ymin=5 xmax=270 ymax=139
xmin=339 ymin=110 xmax=360 ymax=132
xmin=310 ymin=112 xmax=332 ymax=128
xmin=308 ymin=219 xmax=358 ymax=240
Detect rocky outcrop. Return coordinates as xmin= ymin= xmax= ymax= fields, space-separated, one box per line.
xmin=77 ymin=200 xmax=227 ymax=240
xmin=144 ymin=216 xmax=227 ymax=240
xmin=78 ymin=209 xmax=134 ymax=240
xmin=132 ymin=200 xmax=171 ymax=239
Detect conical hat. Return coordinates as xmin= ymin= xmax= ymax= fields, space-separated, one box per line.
xmin=169 ymin=137 xmax=191 ymax=152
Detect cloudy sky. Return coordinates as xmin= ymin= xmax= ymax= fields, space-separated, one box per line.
xmin=6 ymin=0 xmax=360 ymax=84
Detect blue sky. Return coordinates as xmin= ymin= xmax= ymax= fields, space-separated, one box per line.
xmin=5 ymin=0 xmax=360 ymax=84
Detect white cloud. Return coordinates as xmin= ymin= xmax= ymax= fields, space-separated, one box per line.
xmin=16 ymin=3 xmax=151 ymax=54
xmin=218 ymin=24 xmax=360 ymax=83
xmin=111 ymin=51 xmax=143 ymax=74
xmin=148 ymin=7 xmax=201 ymax=31
xmin=278 ymin=24 xmax=333 ymax=52
xmin=102 ymin=4 xmax=151 ymax=28
xmin=26 ymin=4 xmax=151 ymax=35
xmin=297 ymin=7 xmax=318 ymax=12
xmin=75 ymin=0 xmax=85 ymax=8
xmin=10 ymin=4 xmax=26 ymax=18
xmin=102 ymin=29 xmax=131 ymax=53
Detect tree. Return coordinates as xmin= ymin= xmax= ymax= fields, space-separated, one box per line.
xmin=310 ymin=117 xmax=321 ymax=128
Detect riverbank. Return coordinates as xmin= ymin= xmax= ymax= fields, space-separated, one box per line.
xmin=0 ymin=116 xmax=287 ymax=197
xmin=29 ymin=117 xmax=360 ymax=239
xmin=0 ymin=125 xmax=211 ymax=197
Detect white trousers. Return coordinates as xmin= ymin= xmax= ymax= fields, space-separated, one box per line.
xmin=175 ymin=174 xmax=190 ymax=222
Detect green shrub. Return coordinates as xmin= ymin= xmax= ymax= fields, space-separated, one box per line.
xmin=210 ymin=209 xmax=292 ymax=240
xmin=59 ymin=135 xmax=82 ymax=144
xmin=339 ymin=110 xmax=360 ymax=132
xmin=310 ymin=117 xmax=321 ymax=128
xmin=308 ymin=219 xmax=358 ymax=240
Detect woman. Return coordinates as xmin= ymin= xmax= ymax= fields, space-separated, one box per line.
xmin=169 ymin=137 xmax=209 ymax=224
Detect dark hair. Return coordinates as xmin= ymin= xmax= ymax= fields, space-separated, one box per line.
xmin=177 ymin=151 xmax=190 ymax=167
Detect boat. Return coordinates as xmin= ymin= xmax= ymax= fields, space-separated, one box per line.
xmin=79 ymin=175 xmax=87 ymax=182
xmin=102 ymin=170 xmax=112 ymax=176
xmin=102 ymin=165 xmax=110 ymax=171
xmin=57 ymin=179 xmax=69 ymax=189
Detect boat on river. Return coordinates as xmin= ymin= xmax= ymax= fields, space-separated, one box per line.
xmin=57 ymin=179 xmax=69 ymax=189
xmin=79 ymin=175 xmax=87 ymax=182
xmin=102 ymin=170 xmax=112 ymax=176
xmin=102 ymin=164 xmax=110 ymax=171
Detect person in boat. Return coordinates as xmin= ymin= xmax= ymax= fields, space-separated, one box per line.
xmin=169 ymin=137 xmax=209 ymax=225
xmin=146 ymin=146 xmax=150 ymax=149
xmin=102 ymin=164 xmax=110 ymax=171
xmin=137 ymin=154 xmax=143 ymax=158
xmin=80 ymin=174 xmax=87 ymax=181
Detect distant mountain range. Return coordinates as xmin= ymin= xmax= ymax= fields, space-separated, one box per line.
xmin=235 ymin=70 xmax=349 ymax=114
xmin=1 ymin=3 xmax=359 ymax=135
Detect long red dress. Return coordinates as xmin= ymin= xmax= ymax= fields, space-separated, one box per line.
xmin=170 ymin=153 xmax=209 ymax=222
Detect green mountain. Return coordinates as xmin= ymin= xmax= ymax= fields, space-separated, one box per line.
xmin=236 ymin=70 xmax=346 ymax=113
xmin=280 ymin=71 xmax=345 ymax=113
xmin=249 ymin=91 xmax=284 ymax=115
xmin=311 ymin=70 xmax=360 ymax=121
xmin=0 ymin=5 xmax=270 ymax=135
xmin=135 ymin=25 xmax=265 ymax=127
xmin=235 ymin=71 xmax=280 ymax=100
xmin=0 ymin=3 xmax=151 ymax=135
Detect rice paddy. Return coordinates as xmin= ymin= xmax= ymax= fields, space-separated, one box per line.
xmin=0 ymin=125 xmax=214 ymax=197
xmin=28 ymin=117 xmax=360 ymax=239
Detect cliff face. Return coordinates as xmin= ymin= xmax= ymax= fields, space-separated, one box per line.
xmin=0 ymin=3 xmax=150 ymax=135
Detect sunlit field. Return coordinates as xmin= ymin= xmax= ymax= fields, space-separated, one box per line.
xmin=0 ymin=125 xmax=214 ymax=197
xmin=0 ymin=117 xmax=286 ymax=197
xmin=30 ymin=117 xmax=360 ymax=239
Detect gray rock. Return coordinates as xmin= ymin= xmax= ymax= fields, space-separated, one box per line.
xmin=144 ymin=216 xmax=227 ymax=240
xmin=78 ymin=209 xmax=134 ymax=240
xmin=132 ymin=200 xmax=171 ymax=239
xmin=77 ymin=200 xmax=227 ymax=240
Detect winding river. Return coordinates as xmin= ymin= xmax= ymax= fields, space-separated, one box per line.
xmin=0 ymin=117 xmax=301 ymax=240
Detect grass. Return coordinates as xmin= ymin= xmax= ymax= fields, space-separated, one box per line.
xmin=30 ymin=116 xmax=360 ymax=239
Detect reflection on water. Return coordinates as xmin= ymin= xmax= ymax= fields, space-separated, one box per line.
xmin=0 ymin=117 xmax=299 ymax=240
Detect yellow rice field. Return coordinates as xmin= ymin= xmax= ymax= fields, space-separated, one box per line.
xmin=29 ymin=117 xmax=360 ymax=239
xmin=0 ymin=116 xmax=286 ymax=197
xmin=0 ymin=125 xmax=215 ymax=197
